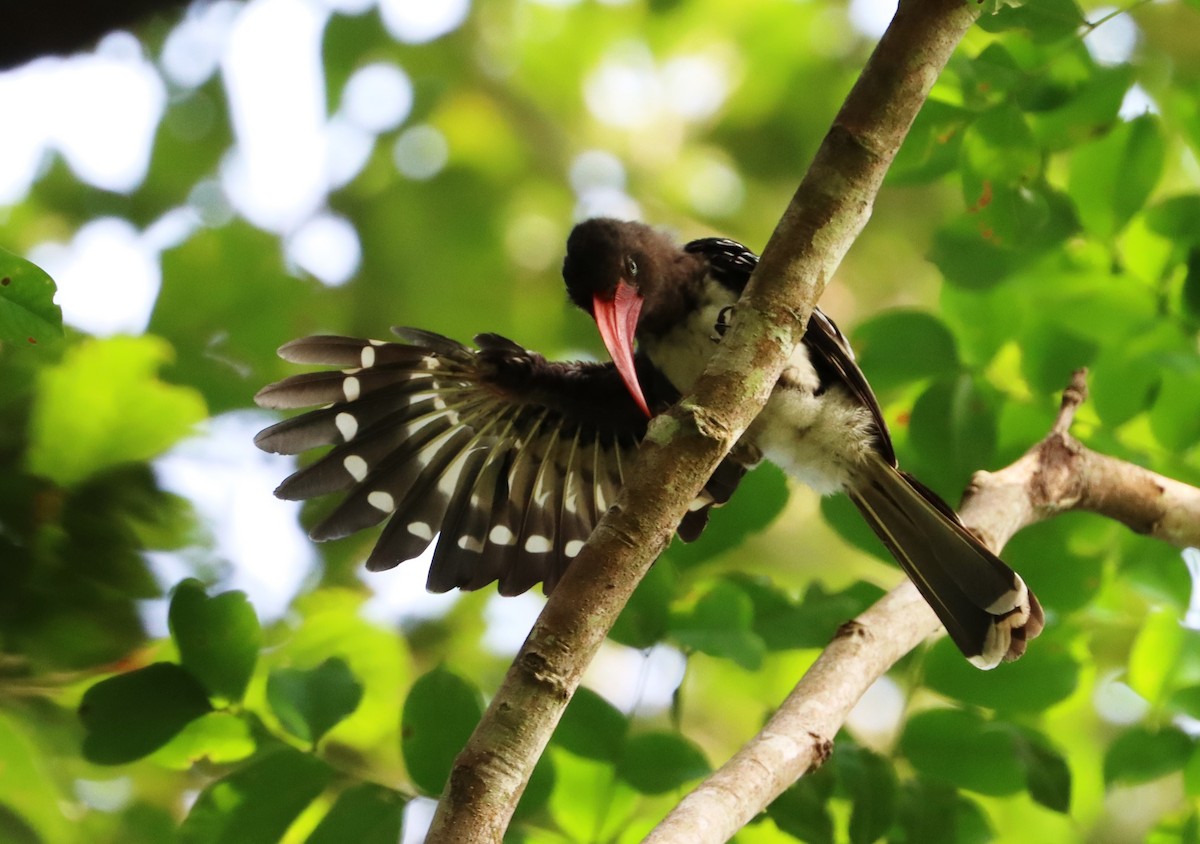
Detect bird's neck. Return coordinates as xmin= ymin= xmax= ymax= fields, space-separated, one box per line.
xmin=638 ymin=275 xmax=739 ymax=395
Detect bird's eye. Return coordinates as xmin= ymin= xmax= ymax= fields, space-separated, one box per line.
xmin=625 ymin=257 xmax=638 ymax=278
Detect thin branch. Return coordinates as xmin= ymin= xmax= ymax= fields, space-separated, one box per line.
xmin=644 ymin=371 xmax=1200 ymax=844
xmin=425 ymin=0 xmax=980 ymax=840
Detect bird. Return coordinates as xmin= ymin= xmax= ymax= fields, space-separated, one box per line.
xmin=254 ymin=217 xmax=1043 ymax=668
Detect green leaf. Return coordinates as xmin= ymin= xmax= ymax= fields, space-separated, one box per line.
xmin=1146 ymin=195 xmax=1200 ymax=243
xmin=27 ymin=336 xmax=207 ymax=487
xmin=616 ymin=732 xmax=709 ymax=795
xmin=0 ymin=247 xmax=62 ymax=346
xmin=80 ymin=663 xmax=214 ymax=764
xmin=401 ymin=666 xmax=484 ymax=795
xmin=767 ymin=765 xmax=835 ymax=844
xmin=610 ymin=559 xmax=677 ymax=649
xmin=977 ymin=0 xmax=1084 ymax=40
xmin=734 ymin=576 xmax=884 ymax=651
xmin=923 ymin=636 xmax=1079 ymax=714
xmin=267 ymin=657 xmax=365 ymax=745
xmin=1129 ymin=606 xmax=1187 ymax=707
xmin=1012 ymin=728 xmax=1072 ymax=813
xmin=900 ymin=708 xmax=1024 ymax=795
xmin=553 ymin=686 xmax=629 ymax=762
xmin=169 ymin=579 xmax=261 ymax=702
xmin=180 ymin=748 xmax=333 ymax=844
xmin=908 ymin=376 xmax=998 ymax=491
xmin=1149 ymin=362 xmax=1200 ymax=452
xmin=930 ymin=219 xmax=1024 ymax=290
xmin=852 ymin=310 xmax=960 ymax=392
xmin=306 ymin=783 xmax=405 ymax=844
xmin=0 ymin=714 xmax=71 ymax=843
xmin=1184 ymin=247 xmax=1200 ymax=319
xmin=1104 ymin=726 xmax=1193 ymax=785
xmin=666 ymin=463 xmax=789 ymax=569
xmin=896 ymin=780 xmax=993 ymax=844
xmin=669 ymin=579 xmax=766 ymax=670
xmin=889 ymin=100 xmax=968 ymax=186
xmin=837 ymin=744 xmax=897 ymax=844
xmin=1069 ymin=115 xmax=1166 ymax=238
xmin=148 ymin=711 xmax=256 ymax=770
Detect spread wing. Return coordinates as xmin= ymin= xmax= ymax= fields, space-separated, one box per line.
xmin=254 ymin=328 xmax=745 ymax=595
xmin=684 ymin=237 xmax=897 ymax=466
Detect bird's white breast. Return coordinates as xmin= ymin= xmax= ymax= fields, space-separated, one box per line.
xmin=641 ymin=290 xmax=875 ymax=495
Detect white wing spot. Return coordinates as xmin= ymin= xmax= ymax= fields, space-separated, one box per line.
xmin=407 ymin=521 xmax=433 ymax=541
xmin=489 ymin=525 xmax=515 ymax=545
xmin=368 ymin=491 xmax=395 ymax=512
xmin=361 ymin=345 xmax=376 ymax=368
xmin=343 ymin=455 xmax=368 ymax=482
xmin=457 ymin=535 xmax=485 ymax=553
xmin=343 ymin=375 xmax=361 ymax=402
xmin=524 ymin=535 xmax=552 ymax=553
xmin=335 ymin=412 xmax=358 ymax=442
xmin=565 ymin=540 xmax=585 ymax=558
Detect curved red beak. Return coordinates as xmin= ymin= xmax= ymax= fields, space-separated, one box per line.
xmin=592 ymin=280 xmax=650 ymax=417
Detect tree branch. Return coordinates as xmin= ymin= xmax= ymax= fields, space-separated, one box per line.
xmin=1 ymin=0 xmax=190 ymax=69
xmin=425 ymin=0 xmax=980 ymax=840
xmin=643 ymin=370 xmax=1200 ymax=844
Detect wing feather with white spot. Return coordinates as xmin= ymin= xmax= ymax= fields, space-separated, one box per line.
xmin=255 ymin=329 xmax=746 ymax=595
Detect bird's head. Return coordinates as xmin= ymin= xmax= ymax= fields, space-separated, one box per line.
xmin=563 ymin=218 xmax=699 ymax=417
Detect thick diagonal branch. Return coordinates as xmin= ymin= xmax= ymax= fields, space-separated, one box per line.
xmin=643 ymin=370 xmax=1200 ymax=844
xmin=424 ymin=1 xmax=980 ymax=840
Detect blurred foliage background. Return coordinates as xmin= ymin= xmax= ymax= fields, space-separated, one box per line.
xmin=3 ymin=0 xmax=1200 ymax=841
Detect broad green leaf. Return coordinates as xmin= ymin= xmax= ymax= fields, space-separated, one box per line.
xmin=1185 ymin=746 xmax=1200 ymax=797
xmin=1129 ymin=606 xmax=1186 ymax=707
xmin=1027 ymin=64 xmax=1133 ymax=151
xmin=1149 ymin=363 xmax=1200 ymax=452
xmin=169 ymin=579 xmax=261 ymax=703
xmin=734 ymin=576 xmax=884 ymax=651
xmin=547 ymin=750 xmax=639 ymax=843
xmin=267 ymin=657 xmax=365 ymax=745
xmin=836 ymin=744 xmax=897 ymax=844
xmin=1069 ymin=115 xmax=1165 ymax=238
xmin=908 ymin=375 xmax=998 ymax=493
xmin=0 ymin=714 xmax=71 ymax=843
xmin=930 ymin=219 xmax=1024 ymax=290
xmin=1146 ymin=195 xmax=1200 ymax=242
xmin=1012 ymin=728 xmax=1072 ymax=813
xmin=889 ymin=100 xmax=968 ymax=185
xmin=767 ymin=765 xmax=835 ymax=844
xmin=896 ymin=780 xmax=993 ymax=844
xmin=149 ymin=711 xmax=256 ymax=770
xmin=27 ymin=336 xmax=206 ymax=487
xmin=669 ymin=579 xmax=766 ymax=670
xmin=80 ymin=663 xmax=213 ymax=764
xmin=180 ymin=748 xmax=332 ymax=844
xmin=610 ymin=559 xmax=677 ymax=649
xmin=923 ymin=635 xmax=1079 ymax=714
xmin=900 ymin=708 xmax=1024 ymax=796
xmin=666 ymin=463 xmax=789 ymax=569
xmin=977 ymin=0 xmax=1084 ymax=40
xmin=515 ymin=752 xmax=557 ymax=821
xmin=852 ymin=310 xmax=960 ymax=392
xmin=616 ymin=732 xmax=709 ymax=795
xmin=1104 ymin=726 xmax=1193 ymax=785
xmin=0 ymin=247 xmax=62 ymax=346
xmin=401 ymin=666 xmax=484 ymax=795
xmin=1184 ymin=247 xmax=1200 ymax=319
xmin=269 ymin=589 xmax=411 ymax=749
xmin=553 ymin=686 xmax=629 ymax=762
xmin=306 ymin=783 xmax=405 ymax=844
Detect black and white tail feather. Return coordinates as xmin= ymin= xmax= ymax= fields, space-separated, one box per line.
xmin=254 ymin=328 xmax=745 ymax=596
